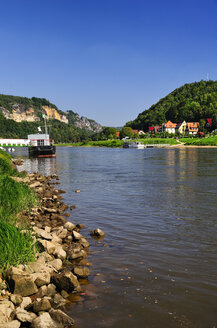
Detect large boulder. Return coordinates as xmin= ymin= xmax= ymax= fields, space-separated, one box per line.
xmin=32 ymin=312 xmax=57 ymax=328
xmin=49 ymin=309 xmax=75 ymax=327
xmin=7 ymin=275 xmax=38 ymax=296
xmin=0 ymin=321 xmax=21 ymax=328
xmin=33 ymin=299 xmax=51 ymax=313
xmin=15 ymin=308 xmax=37 ymax=323
xmin=73 ymin=266 xmax=90 ymax=279
xmin=90 ymin=228 xmax=105 ymax=238
xmin=51 ymin=271 xmax=81 ymax=293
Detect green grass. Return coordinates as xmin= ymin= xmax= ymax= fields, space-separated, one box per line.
xmin=0 ymin=150 xmax=38 ymax=272
xmin=56 ymin=138 xmax=178 ymax=147
xmin=180 ymin=136 xmax=217 ymax=146
xmin=140 ymin=138 xmax=178 ymax=145
xmin=0 ymin=221 xmax=36 ymax=272
xmin=0 ymin=175 xmax=37 ymax=225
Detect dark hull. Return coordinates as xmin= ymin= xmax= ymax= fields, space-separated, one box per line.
xmin=28 ymin=146 xmax=56 ymax=158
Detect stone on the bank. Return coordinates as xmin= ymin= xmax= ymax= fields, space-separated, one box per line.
xmin=47 ymin=284 xmax=56 ymax=297
xmin=48 ymin=259 xmax=62 ymax=271
xmin=33 ymin=299 xmax=51 ymax=313
xmin=49 ymin=309 xmax=75 ymax=327
xmin=37 ymin=285 xmax=48 ymax=298
xmin=90 ymin=228 xmax=105 ymax=237
xmin=32 ymin=312 xmax=57 ymax=328
xmin=10 ymin=294 xmax=23 ymax=306
xmin=64 ymin=222 xmax=75 ymax=231
xmin=51 ymin=234 xmax=62 ymax=245
xmin=0 ymin=300 xmax=15 ymax=322
xmin=36 ymin=229 xmax=52 ymax=241
xmin=15 ymin=308 xmax=37 ymax=323
xmin=35 ymin=272 xmax=51 ymax=287
xmin=39 ymin=240 xmax=56 ymax=255
xmin=51 ymin=271 xmax=81 ymax=293
xmin=7 ymin=275 xmax=38 ymax=296
xmin=0 ymin=320 xmax=21 ymax=328
xmin=51 ymin=294 xmax=66 ymax=308
xmin=20 ymin=297 xmax=32 ymax=309
xmin=80 ymin=237 xmax=90 ymax=248
xmin=53 ymin=246 xmax=66 ymax=260
xmin=67 ymin=247 xmax=87 ymax=260
xmin=44 ymin=226 xmax=51 ymax=233
xmin=72 ymin=231 xmax=83 ymax=241
xmin=56 ymin=228 xmax=68 ymax=239
xmin=38 ymin=252 xmax=53 ymax=263
xmin=73 ymin=266 xmax=90 ymax=279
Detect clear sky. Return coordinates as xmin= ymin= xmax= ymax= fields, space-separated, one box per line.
xmin=0 ymin=0 xmax=217 ymax=126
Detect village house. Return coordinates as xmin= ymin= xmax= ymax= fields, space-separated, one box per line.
xmin=175 ymin=121 xmax=187 ymax=134
xmin=132 ymin=129 xmax=145 ymax=135
xmin=148 ymin=125 xmax=161 ymax=134
xmin=185 ymin=122 xmax=199 ymax=135
xmin=163 ymin=121 xmax=177 ymax=134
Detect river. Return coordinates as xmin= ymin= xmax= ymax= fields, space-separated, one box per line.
xmin=15 ymin=146 xmax=217 ymax=328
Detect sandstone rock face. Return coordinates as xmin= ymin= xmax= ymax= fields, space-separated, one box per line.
xmin=42 ymin=106 xmax=68 ymax=124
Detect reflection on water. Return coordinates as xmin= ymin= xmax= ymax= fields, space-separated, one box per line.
xmin=15 ymin=147 xmax=217 ymax=328
xmin=15 ymin=147 xmax=56 ymax=176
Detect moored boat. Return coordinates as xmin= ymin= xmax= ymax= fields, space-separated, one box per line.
xmin=28 ymin=115 xmax=56 ymax=158
xmin=123 ymin=141 xmax=145 ymax=149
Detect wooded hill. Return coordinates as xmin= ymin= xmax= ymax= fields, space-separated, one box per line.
xmin=126 ymin=80 xmax=217 ymax=130
xmin=0 ymin=94 xmax=102 ymax=143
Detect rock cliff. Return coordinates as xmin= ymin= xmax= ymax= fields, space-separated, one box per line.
xmin=0 ymin=95 xmax=102 ymax=133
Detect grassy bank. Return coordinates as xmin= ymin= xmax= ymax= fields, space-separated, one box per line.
xmin=56 ymin=138 xmax=179 ymax=147
xmin=0 ymin=150 xmax=37 ymax=272
xmin=180 ymin=136 xmax=217 ymax=146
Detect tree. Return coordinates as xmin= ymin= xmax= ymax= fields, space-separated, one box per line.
xmin=101 ymin=127 xmax=117 ymax=140
xmin=119 ymin=127 xmax=133 ymax=139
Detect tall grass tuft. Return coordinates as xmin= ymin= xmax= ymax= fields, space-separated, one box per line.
xmin=0 ymin=175 xmax=37 ymax=225
xmin=0 ymin=220 xmax=36 ymax=272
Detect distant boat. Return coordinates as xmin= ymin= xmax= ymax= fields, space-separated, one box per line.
xmin=28 ymin=115 xmax=56 ymax=158
xmin=123 ymin=141 xmax=145 ymax=149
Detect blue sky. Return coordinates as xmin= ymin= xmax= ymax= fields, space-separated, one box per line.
xmin=0 ymin=0 xmax=217 ymax=126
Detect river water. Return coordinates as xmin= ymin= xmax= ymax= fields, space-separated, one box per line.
xmin=15 ymin=146 xmax=217 ymax=328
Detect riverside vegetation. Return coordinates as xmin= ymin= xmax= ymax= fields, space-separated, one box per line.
xmin=0 ymin=149 xmax=104 ymax=328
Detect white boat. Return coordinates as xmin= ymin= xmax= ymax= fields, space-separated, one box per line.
xmin=123 ymin=141 xmax=145 ymax=149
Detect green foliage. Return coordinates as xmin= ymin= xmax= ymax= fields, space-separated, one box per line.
xmin=129 ymin=80 xmax=217 ymax=130
xmin=0 ymin=221 xmax=36 ymax=272
xmin=0 ymin=94 xmax=58 ymax=113
xmin=119 ymin=126 xmax=133 ymax=139
xmin=180 ymin=136 xmax=217 ymax=146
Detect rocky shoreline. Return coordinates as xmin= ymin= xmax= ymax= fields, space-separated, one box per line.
xmin=0 ymin=171 xmax=104 ymax=328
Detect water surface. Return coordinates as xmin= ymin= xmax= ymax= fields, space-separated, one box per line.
xmin=16 ymin=147 xmax=217 ymax=327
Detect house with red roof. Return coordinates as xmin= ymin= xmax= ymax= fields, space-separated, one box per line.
xmin=163 ymin=121 xmax=177 ymax=134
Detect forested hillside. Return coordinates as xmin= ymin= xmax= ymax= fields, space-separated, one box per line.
xmin=127 ymin=80 xmax=217 ymax=130
xmin=0 ymin=94 xmax=102 ymax=142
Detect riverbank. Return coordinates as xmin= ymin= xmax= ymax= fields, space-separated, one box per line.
xmin=0 ymin=152 xmax=103 ymax=327
xmin=56 ymin=135 xmax=217 ymax=148
xmin=56 ymin=138 xmax=179 ymax=148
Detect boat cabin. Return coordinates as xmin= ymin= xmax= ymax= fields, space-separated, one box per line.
xmin=28 ymin=134 xmax=51 ymax=147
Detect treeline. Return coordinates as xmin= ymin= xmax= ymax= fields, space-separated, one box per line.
xmin=0 ymin=113 xmax=93 ymax=143
xmin=0 ymin=94 xmax=58 ymax=114
xmin=126 ymin=80 xmax=217 ymax=130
